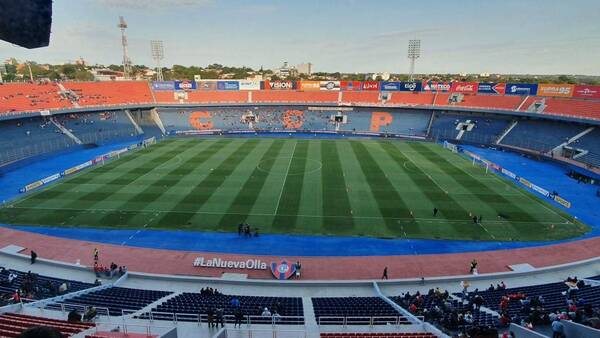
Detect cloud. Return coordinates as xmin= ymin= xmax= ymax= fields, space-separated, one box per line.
xmin=95 ymin=0 xmax=213 ymax=10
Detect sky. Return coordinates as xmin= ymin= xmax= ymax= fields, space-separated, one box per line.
xmin=1 ymin=0 xmax=600 ymax=75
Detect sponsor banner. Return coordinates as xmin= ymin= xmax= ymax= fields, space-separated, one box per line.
xmin=23 ymin=180 xmax=43 ymax=192
xmin=174 ymin=80 xmax=197 ymax=91
xmin=41 ymin=173 xmax=61 ymax=185
xmin=152 ymin=81 xmax=176 ymax=91
xmin=238 ymin=80 xmax=261 ymax=90
xmin=398 ymin=81 xmax=422 ymax=92
xmin=63 ymin=160 xmax=93 ymax=176
xmin=217 ymin=81 xmax=240 ymax=91
xmin=506 ymin=83 xmax=538 ymax=95
xmin=197 ymin=81 xmax=218 ymax=91
xmin=341 ymin=81 xmax=362 ymax=91
xmin=381 ymin=81 xmax=402 ymax=91
xmin=362 ymin=81 xmax=380 ymax=91
xmin=519 ymin=177 xmax=533 ymax=189
xmin=270 ymin=261 xmax=297 ymax=280
xmin=573 ymin=85 xmax=600 ymax=99
xmin=501 ymin=168 xmax=517 ymax=179
xmin=422 ymin=81 xmax=451 ymax=92
xmin=531 ymin=184 xmax=550 ymax=197
xmin=298 ymin=81 xmax=321 ymax=91
xmin=477 ymin=82 xmax=506 ymax=95
xmin=193 ymin=256 xmax=267 ymax=270
xmin=537 ymin=84 xmax=574 ymax=98
xmin=265 ymin=80 xmax=296 ymax=90
xmin=320 ymin=81 xmax=341 ymax=91
xmin=450 ymin=82 xmax=478 ymax=93
xmin=554 ymin=195 xmax=571 ymax=208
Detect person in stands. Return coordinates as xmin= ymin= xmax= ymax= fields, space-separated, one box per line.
xmin=30 ymin=250 xmax=37 ymax=264
xmin=17 ymin=326 xmax=63 ymax=338
xmin=234 ymin=307 xmax=244 ymax=328
xmin=382 ymin=267 xmax=388 ymax=280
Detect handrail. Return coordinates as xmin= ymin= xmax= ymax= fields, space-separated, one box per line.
xmin=140 ymin=311 xmax=305 ymax=326
xmin=317 ymin=315 xmax=416 ymax=327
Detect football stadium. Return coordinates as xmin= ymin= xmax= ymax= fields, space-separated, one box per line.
xmin=1 ymin=1 xmax=600 ymax=338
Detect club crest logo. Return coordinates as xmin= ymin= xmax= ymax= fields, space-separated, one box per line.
xmin=270 ymin=260 xmax=296 ymax=280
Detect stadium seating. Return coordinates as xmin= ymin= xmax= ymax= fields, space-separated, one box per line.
xmin=251 ymin=90 xmax=338 ymax=103
xmin=462 ymin=280 xmax=599 ymax=319
xmin=387 ymin=92 xmax=435 ymax=106
xmin=0 ymin=116 xmax=76 ymax=165
xmin=52 ymin=287 xmax=171 ymax=316
xmin=0 ymin=266 xmax=94 ymax=301
xmin=321 ymin=333 xmax=438 ymax=338
xmin=312 ymin=297 xmax=408 ymax=325
xmin=147 ymin=292 xmax=303 ymax=324
xmin=62 ymin=81 xmax=153 ymax=107
xmin=542 ymin=97 xmax=600 ymax=120
xmin=0 ymin=313 xmax=95 ymax=337
xmin=341 ymin=91 xmax=381 ymax=104
xmin=391 ymin=293 xmax=497 ymax=332
xmin=429 ymin=112 xmax=512 ymax=144
xmin=0 ymin=82 xmax=72 ymax=114
xmin=55 ymin=111 xmax=139 ymax=145
xmin=570 ymin=128 xmax=600 ymax=167
xmin=500 ymin=119 xmax=587 ymax=153
xmin=449 ymin=94 xmax=523 ymax=110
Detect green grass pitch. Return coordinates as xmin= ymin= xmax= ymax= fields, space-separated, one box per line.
xmin=0 ymin=138 xmax=589 ymax=241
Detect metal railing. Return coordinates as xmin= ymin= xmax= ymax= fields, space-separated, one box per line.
xmin=224 ymin=327 xmax=308 ymax=338
xmin=44 ymin=302 xmax=111 ymax=319
xmin=136 ymin=311 xmax=304 ymax=327
xmin=92 ymin=320 xmax=175 ymax=337
xmin=317 ymin=316 xmax=416 ymax=327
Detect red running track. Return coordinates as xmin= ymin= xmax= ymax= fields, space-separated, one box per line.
xmin=2 ymin=227 xmax=599 ymax=280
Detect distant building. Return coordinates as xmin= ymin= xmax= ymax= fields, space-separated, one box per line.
xmin=91 ymin=69 xmax=125 ymax=81
xmin=297 ymin=62 xmax=312 ymax=75
xmin=275 ymin=62 xmax=296 ymax=77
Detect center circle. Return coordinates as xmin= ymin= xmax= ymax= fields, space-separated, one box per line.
xmin=257 ymin=157 xmax=322 ymax=175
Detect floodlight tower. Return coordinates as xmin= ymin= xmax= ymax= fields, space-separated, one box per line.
xmin=408 ymin=39 xmax=421 ymax=81
xmin=150 ymin=40 xmax=164 ymax=81
xmin=118 ymin=16 xmax=132 ymax=79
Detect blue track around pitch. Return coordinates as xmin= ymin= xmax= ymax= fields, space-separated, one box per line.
xmin=1 ymin=138 xmax=599 ymax=257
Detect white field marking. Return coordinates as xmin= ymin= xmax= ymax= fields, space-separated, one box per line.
xmin=478 ymin=222 xmax=497 ymax=240
xmin=5 ymin=205 xmax=569 ymax=226
xmin=401 ymin=156 xmax=450 ymax=194
xmin=273 ymin=141 xmax=298 ymax=215
xmin=457 ymin=155 xmax=571 ymax=224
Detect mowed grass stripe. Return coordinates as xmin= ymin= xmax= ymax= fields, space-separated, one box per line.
xmin=217 ymin=140 xmax=285 ymax=228
xmin=381 ymin=142 xmax=469 ymax=220
xmin=94 ymin=139 xmax=232 ymax=226
xmin=409 ymin=142 xmax=538 ymax=223
xmin=379 ymin=142 xmax=490 ymax=239
xmin=272 ymin=140 xmax=309 ymax=230
xmin=350 ymin=141 xmax=413 ymax=236
xmin=35 ymin=139 xmax=201 ymax=210
xmin=153 ymin=139 xmax=261 ymax=227
xmin=15 ymin=141 xmax=187 ymax=207
xmin=321 ymin=140 xmax=354 ymax=232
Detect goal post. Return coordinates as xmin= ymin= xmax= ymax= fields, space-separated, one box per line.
xmin=443 ymin=141 xmax=458 ymax=153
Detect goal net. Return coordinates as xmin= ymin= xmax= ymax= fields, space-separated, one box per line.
xmin=443 ymin=141 xmax=458 ymax=153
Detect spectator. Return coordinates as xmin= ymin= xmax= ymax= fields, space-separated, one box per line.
xmin=551 ymin=318 xmax=564 ymax=338
xmin=261 ymin=307 xmax=271 ymax=317
xmin=30 ymin=250 xmax=37 ymax=264
xmin=83 ymin=306 xmax=97 ymax=322
xmin=207 ymin=308 xmax=215 ymax=328
xmin=17 ymin=326 xmax=63 ymax=338
xmin=215 ymin=308 xmax=225 ymax=328
xmin=68 ymin=309 xmax=81 ymax=322
xmin=234 ymin=307 xmax=244 ymax=328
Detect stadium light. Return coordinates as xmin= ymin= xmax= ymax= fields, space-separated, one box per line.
xmin=151 ymin=40 xmax=165 ymax=82
xmin=408 ymin=39 xmax=421 ymax=81
xmin=118 ymin=16 xmax=132 ymax=79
